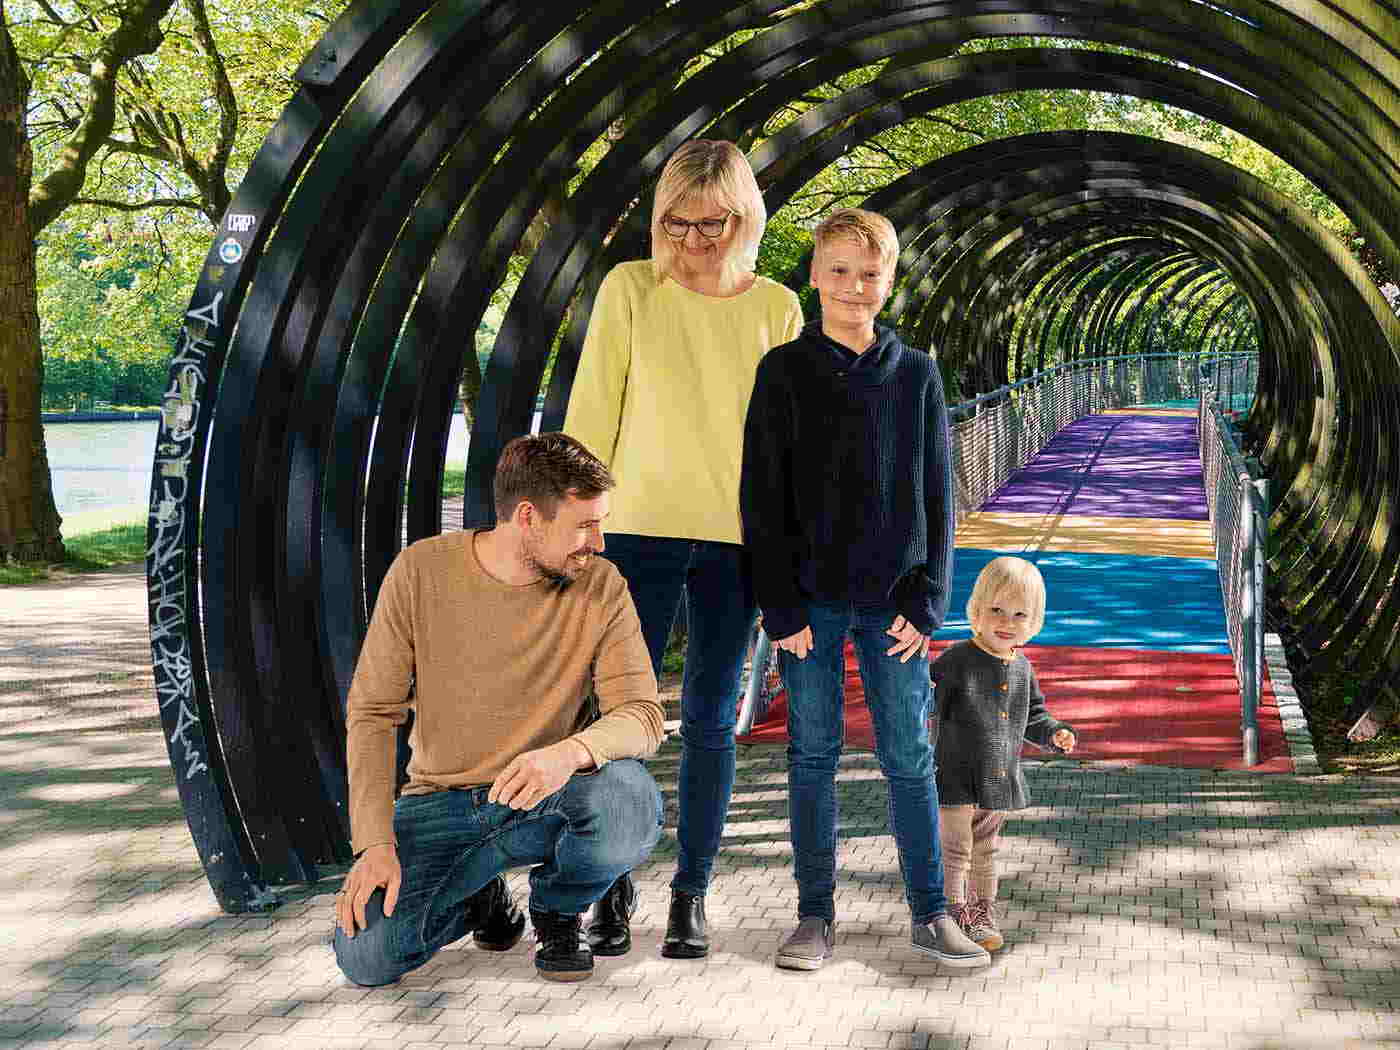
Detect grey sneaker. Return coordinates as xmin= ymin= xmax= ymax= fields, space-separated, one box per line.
xmin=775 ymin=917 xmax=835 ymax=971
xmin=911 ymin=914 xmax=991 ymax=968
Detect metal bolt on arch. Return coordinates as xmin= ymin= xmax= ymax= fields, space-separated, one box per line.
xmin=144 ymin=0 xmax=1400 ymax=911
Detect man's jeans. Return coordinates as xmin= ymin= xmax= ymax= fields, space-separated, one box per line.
xmin=602 ymin=533 xmax=756 ymax=896
xmin=333 ymin=759 xmax=662 ymax=986
xmin=778 ymin=600 xmax=947 ymax=924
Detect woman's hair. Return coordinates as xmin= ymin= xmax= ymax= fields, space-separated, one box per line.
xmin=812 ymin=207 xmax=899 ymax=268
xmin=650 ymin=139 xmax=767 ymax=282
xmin=966 ymin=556 xmax=1047 ymax=638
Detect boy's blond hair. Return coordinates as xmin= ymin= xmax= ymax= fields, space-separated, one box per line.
xmin=966 ymin=556 xmax=1047 ymax=639
xmin=650 ymin=139 xmax=766 ymax=283
xmin=812 ymin=207 xmax=899 ymax=268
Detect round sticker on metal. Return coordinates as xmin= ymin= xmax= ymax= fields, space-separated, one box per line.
xmin=218 ymin=237 xmax=244 ymax=264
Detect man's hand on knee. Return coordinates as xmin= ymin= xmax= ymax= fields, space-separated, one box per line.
xmin=337 ymin=843 xmax=401 ymax=938
xmin=489 ymin=739 xmax=593 ymax=810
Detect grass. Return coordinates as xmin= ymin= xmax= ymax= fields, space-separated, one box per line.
xmin=1294 ymin=664 xmax=1400 ymax=775
xmin=6 ymin=468 xmax=475 ymax=588
xmin=442 ymin=466 xmax=466 ymax=500
xmin=0 ymin=522 xmax=148 ymax=586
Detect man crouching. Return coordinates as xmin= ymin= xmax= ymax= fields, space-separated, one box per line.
xmin=334 ymin=433 xmax=663 ymax=984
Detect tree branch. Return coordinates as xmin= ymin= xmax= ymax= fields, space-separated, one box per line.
xmin=104 ymin=134 xmax=173 ymax=162
xmin=28 ymin=0 xmax=178 ymax=234
xmin=32 ymin=0 xmax=66 ymax=23
xmin=859 ymin=138 xmax=918 ymax=169
xmin=185 ymin=0 xmax=235 ymax=221
xmin=70 ymin=195 xmax=200 ymax=211
xmin=917 ymin=112 xmax=987 ymax=141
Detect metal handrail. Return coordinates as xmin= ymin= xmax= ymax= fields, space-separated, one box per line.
xmin=1198 ymin=389 xmax=1269 ymax=765
xmin=735 ymin=351 xmax=1260 ymax=737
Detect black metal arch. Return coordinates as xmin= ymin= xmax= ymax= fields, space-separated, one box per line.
xmin=146 ymin=0 xmax=1400 ymax=909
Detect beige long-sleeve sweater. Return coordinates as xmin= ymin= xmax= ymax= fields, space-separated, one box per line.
xmin=345 ymin=530 xmax=662 ymax=853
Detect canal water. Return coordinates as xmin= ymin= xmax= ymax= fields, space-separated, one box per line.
xmin=43 ymin=417 xmax=473 ymax=534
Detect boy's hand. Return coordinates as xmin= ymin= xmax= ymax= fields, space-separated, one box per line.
xmin=1052 ymin=728 xmax=1076 ymax=752
xmin=775 ymin=626 xmax=813 ymax=660
xmin=885 ymin=615 xmax=928 ymax=663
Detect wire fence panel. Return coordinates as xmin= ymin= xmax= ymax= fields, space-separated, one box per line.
xmin=1198 ymin=385 xmax=1268 ymax=765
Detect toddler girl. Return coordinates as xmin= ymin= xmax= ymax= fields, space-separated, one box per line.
xmin=930 ymin=556 xmax=1076 ymax=951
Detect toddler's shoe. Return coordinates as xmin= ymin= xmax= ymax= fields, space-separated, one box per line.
xmin=911 ymin=914 xmax=991 ymax=968
xmin=961 ymin=899 xmax=1004 ymax=952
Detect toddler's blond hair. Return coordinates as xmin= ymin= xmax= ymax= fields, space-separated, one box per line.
xmin=966 ymin=556 xmax=1047 ymax=639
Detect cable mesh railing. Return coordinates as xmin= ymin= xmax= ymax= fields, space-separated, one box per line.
xmin=1198 ymin=387 xmax=1269 ymax=765
xmin=945 ymin=353 xmax=1252 ymax=521
xmin=736 ymin=351 xmax=1260 ymax=738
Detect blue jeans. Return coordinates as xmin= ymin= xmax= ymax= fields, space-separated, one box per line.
xmin=778 ymin=600 xmax=946 ymax=924
xmin=602 ymin=533 xmax=756 ymax=895
xmin=333 ymin=759 xmax=661 ymax=986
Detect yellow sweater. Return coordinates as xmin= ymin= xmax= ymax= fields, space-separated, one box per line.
xmin=345 ymin=530 xmax=662 ymax=853
xmin=564 ymin=260 xmax=804 ymax=543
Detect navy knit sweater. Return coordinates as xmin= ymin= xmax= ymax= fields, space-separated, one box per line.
xmin=739 ymin=322 xmax=955 ymax=640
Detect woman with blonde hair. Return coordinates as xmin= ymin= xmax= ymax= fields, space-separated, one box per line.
xmin=565 ymin=139 xmax=803 ymax=961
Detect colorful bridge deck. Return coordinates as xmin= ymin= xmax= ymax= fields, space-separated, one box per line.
xmin=741 ymin=408 xmax=1293 ymax=772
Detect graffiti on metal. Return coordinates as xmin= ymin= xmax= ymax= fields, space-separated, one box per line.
xmin=147 ymin=290 xmax=223 ymax=781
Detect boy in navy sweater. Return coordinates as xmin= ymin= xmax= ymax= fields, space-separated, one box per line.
xmin=740 ymin=208 xmax=987 ymax=971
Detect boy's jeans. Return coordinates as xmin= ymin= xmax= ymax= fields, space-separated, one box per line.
xmin=333 ymin=759 xmax=662 ymax=986
xmin=601 ymin=533 xmax=756 ymax=896
xmin=778 ymin=600 xmax=946 ymax=924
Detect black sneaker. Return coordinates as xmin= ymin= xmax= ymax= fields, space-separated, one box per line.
xmin=586 ymin=872 xmax=637 ymax=957
xmin=464 ymin=875 xmax=525 ymax=951
xmin=530 ymin=909 xmax=593 ymax=982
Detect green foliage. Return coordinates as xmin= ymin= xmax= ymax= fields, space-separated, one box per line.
xmin=35 ymin=219 xmax=205 ymax=408
xmin=755 ymin=212 xmax=811 ymax=285
xmin=9 ymin=10 xmax=1379 ymax=416
xmin=0 ymin=521 xmax=146 ymax=585
xmin=441 ymin=466 xmax=466 ymax=501
xmin=1298 ymin=665 xmax=1400 ymax=774
xmin=11 ymin=0 xmax=348 ymax=409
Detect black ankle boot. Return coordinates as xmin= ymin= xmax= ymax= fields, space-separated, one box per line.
xmin=530 ymin=909 xmax=593 ymax=981
xmin=465 ymin=875 xmax=525 ymax=951
xmin=660 ymin=890 xmax=708 ymax=959
xmin=586 ymin=872 xmax=637 ymax=956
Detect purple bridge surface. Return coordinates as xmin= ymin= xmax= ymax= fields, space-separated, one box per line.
xmin=980 ymin=414 xmax=1210 ymax=521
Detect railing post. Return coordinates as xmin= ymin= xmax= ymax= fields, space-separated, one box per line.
xmin=735 ymin=626 xmax=773 ymax=736
xmin=1243 ymin=476 xmax=1269 ymax=766
xmin=1243 ymin=473 xmax=1265 ymax=767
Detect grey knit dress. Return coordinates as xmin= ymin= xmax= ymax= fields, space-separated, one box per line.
xmin=929 ymin=640 xmax=1073 ymax=810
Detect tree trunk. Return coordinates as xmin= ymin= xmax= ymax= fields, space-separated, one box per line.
xmin=0 ymin=15 xmax=63 ymax=563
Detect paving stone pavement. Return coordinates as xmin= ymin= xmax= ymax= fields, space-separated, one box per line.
xmin=2 ymin=564 xmax=1399 ymax=1050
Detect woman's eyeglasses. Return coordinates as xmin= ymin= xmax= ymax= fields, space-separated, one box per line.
xmin=661 ymin=214 xmax=730 ymax=239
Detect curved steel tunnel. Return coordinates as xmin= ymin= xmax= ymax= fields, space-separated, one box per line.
xmin=144 ymin=0 xmax=1400 ymax=909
